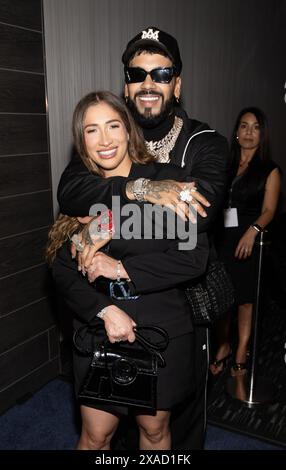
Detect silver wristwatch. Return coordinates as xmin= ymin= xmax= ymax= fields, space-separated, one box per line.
xmin=133 ymin=178 xmax=150 ymax=202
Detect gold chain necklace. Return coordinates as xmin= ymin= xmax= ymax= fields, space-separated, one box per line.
xmin=145 ymin=116 xmax=183 ymax=163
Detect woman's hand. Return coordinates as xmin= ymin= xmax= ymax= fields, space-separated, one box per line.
xmin=235 ymin=227 xmax=257 ymax=259
xmin=102 ymin=305 xmax=136 ymax=343
xmin=71 ymin=215 xmax=113 ymax=272
xmin=86 ymin=252 xmax=130 ymax=283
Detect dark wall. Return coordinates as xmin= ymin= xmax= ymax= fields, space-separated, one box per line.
xmin=0 ymin=0 xmax=60 ymax=414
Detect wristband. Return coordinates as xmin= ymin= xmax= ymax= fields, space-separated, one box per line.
xmin=96 ymin=307 xmax=108 ymax=319
xmin=251 ymin=223 xmax=263 ymax=233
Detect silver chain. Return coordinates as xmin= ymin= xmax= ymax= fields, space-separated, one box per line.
xmin=145 ymin=116 xmax=183 ymax=163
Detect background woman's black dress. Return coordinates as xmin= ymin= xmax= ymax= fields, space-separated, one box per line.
xmin=216 ymin=156 xmax=278 ymax=305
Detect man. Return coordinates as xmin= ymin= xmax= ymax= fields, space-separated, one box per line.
xmin=57 ymin=26 xmax=229 ymax=449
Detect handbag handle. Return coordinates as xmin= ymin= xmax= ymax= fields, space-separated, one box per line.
xmin=73 ymin=323 xmax=169 ymax=367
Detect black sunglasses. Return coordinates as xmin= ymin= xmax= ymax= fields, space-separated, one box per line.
xmin=124 ymin=66 xmax=177 ymax=84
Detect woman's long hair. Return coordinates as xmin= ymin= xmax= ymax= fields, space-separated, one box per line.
xmin=46 ymin=91 xmax=154 ymax=265
xmin=230 ymin=106 xmax=271 ymax=175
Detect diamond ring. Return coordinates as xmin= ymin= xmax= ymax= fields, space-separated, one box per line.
xmin=179 ymin=189 xmax=193 ymax=203
xmin=70 ymin=234 xmax=85 ymax=252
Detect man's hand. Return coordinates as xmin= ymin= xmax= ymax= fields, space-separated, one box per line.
xmin=126 ymin=179 xmax=210 ymax=222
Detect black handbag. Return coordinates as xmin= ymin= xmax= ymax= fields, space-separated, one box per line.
xmin=185 ymin=260 xmax=235 ymax=325
xmin=73 ymin=324 xmax=169 ymax=412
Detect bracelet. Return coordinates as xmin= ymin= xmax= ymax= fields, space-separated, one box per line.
xmin=96 ymin=307 xmax=108 ymax=319
xmin=116 ymin=260 xmax=121 ymax=282
xmin=133 ymin=178 xmax=150 ymax=202
xmin=251 ymin=223 xmax=263 ymax=233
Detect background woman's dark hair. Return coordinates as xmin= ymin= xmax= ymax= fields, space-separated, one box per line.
xmin=229 ymin=106 xmax=275 ymax=199
xmin=72 ymin=90 xmax=153 ymax=174
xmin=230 ymin=106 xmax=271 ymax=175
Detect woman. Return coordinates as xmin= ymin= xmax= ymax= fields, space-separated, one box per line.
xmin=210 ymin=107 xmax=281 ymax=376
xmin=47 ymin=91 xmax=209 ymax=450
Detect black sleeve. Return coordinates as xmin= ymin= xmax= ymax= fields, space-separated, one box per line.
xmin=124 ymin=232 xmax=209 ymax=295
xmin=52 ymin=244 xmax=114 ymax=323
xmin=186 ymin=133 xmax=230 ymax=232
xmin=57 ymin=153 xmax=132 ymax=216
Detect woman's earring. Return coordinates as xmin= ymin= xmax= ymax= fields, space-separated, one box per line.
xmin=125 ymin=96 xmax=128 ymax=103
xmin=236 ymin=136 xmax=239 ymax=140
xmin=175 ymin=96 xmax=180 ymax=104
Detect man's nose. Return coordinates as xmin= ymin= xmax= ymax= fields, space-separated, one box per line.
xmin=141 ymin=73 xmax=156 ymax=89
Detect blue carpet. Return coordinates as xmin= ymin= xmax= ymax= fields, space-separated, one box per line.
xmin=0 ymin=379 xmax=283 ymax=450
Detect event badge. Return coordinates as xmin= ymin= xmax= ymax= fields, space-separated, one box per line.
xmin=224 ymin=208 xmax=238 ymax=227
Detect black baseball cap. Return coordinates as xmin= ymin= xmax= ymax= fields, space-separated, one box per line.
xmin=122 ymin=26 xmax=182 ymax=75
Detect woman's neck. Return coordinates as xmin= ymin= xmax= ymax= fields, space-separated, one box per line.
xmin=236 ymin=148 xmax=256 ymax=176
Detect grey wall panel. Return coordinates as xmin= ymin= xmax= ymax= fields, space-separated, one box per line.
xmin=0 ymin=228 xmax=49 ymax=277
xmin=0 ymin=299 xmax=54 ymax=354
xmin=0 ymin=70 xmax=46 ymax=113
xmin=0 ymin=359 xmax=59 ymax=415
xmin=0 ymin=0 xmax=42 ymax=31
xmin=0 ymin=115 xmax=48 ymax=156
xmin=0 ymin=24 xmax=43 ymax=73
xmin=0 ymin=333 xmax=49 ymax=390
xmin=0 ymin=191 xmax=53 ymax=238
xmin=0 ymin=154 xmax=50 ymax=197
xmin=43 ymin=0 xmax=286 ymax=214
xmin=0 ymin=265 xmax=51 ymax=317
xmin=0 ymin=0 xmax=59 ymax=413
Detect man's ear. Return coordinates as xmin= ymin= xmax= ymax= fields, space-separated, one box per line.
xmin=174 ymin=76 xmax=181 ymax=101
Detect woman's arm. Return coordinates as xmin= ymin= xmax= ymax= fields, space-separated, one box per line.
xmin=86 ymin=232 xmax=209 ymax=294
xmin=52 ymin=244 xmax=136 ymax=342
xmin=235 ymin=168 xmax=281 ymax=259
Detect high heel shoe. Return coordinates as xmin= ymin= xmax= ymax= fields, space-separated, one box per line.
xmin=210 ymin=351 xmax=232 ymax=376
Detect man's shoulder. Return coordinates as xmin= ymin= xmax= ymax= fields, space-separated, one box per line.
xmin=175 ymin=107 xmax=227 ymax=143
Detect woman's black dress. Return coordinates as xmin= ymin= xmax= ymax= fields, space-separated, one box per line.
xmin=216 ymin=156 xmax=278 ymax=304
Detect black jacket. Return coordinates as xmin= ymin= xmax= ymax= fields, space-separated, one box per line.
xmin=53 ymin=162 xmax=209 ymax=338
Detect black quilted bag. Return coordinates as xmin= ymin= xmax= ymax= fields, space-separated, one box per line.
xmin=185 ymin=260 xmax=235 ymax=325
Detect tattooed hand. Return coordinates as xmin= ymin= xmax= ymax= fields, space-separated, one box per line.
xmin=126 ymin=179 xmax=210 ymax=221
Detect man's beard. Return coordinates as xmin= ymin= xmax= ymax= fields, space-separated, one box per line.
xmin=126 ymin=92 xmax=175 ymax=129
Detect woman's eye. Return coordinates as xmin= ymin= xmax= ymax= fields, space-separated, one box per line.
xmin=110 ymin=124 xmax=120 ymax=129
xmin=86 ymin=128 xmax=96 ymax=134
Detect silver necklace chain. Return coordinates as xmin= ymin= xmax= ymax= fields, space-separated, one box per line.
xmin=145 ymin=116 xmax=183 ymax=163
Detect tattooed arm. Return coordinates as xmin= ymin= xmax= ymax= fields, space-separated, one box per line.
xmin=126 ymin=179 xmax=209 ymax=220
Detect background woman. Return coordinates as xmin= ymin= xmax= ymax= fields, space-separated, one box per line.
xmin=47 ymin=91 xmax=209 ymax=450
xmin=210 ymin=107 xmax=281 ymax=376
